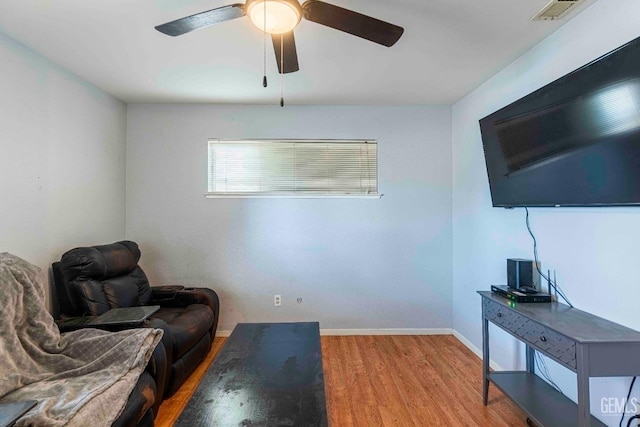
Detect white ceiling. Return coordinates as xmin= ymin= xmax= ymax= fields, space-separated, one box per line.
xmin=0 ymin=0 xmax=596 ymax=105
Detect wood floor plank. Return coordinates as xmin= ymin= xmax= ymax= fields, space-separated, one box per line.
xmin=322 ymin=336 xmax=356 ymax=427
xmin=155 ymin=334 xmax=526 ymax=426
xmin=384 ymin=337 xmax=453 ymax=425
xmin=357 ymin=336 xmax=415 ymax=425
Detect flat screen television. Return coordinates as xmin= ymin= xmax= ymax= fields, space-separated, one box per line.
xmin=479 ymin=35 xmax=640 ymax=207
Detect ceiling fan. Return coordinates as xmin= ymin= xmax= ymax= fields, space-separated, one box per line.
xmin=155 ymin=0 xmax=404 ymax=74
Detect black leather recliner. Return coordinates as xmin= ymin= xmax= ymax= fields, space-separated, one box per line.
xmin=52 ymin=240 xmax=220 ymax=398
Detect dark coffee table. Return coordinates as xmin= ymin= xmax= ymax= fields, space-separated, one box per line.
xmin=176 ymin=322 xmax=327 ymax=426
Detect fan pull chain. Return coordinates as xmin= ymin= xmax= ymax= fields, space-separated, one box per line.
xmin=280 ymin=33 xmax=284 ymax=107
xmin=262 ymin=0 xmax=267 ymax=88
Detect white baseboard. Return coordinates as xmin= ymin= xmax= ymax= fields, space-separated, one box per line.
xmin=452 ymin=330 xmax=481 ymax=357
xmin=452 ymin=329 xmax=503 ymax=371
xmin=320 ymin=328 xmax=453 ymax=336
xmin=217 ymin=328 xmax=452 ymax=337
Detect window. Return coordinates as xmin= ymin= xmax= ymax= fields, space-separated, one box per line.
xmin=206 ymin=139 xmax=379 ymax=198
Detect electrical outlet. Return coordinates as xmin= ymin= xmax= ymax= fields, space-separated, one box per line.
xmin=274 ymin=294 xmax=281 ymax=307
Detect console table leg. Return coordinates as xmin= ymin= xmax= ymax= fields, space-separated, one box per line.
xmin=576 ymin=344 xmax=590 ymax=427
xmin=482 ymin=314 xmax=489 ymax=405
xmin=526 ymin=345 xmax=535 ymax=373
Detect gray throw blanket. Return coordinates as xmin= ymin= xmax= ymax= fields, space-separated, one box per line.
xmin=0 ymin=253 xmax=163 ymax=426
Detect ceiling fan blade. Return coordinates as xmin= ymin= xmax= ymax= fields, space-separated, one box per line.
xmin=272 ymin=31 xmax=300 ymax=74
xmin=301 ymin=0 xmax=403 ymax=47
xmin=155 ymin=4 xmax=246 ymax=37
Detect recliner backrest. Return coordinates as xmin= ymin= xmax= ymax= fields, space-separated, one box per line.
xmin=55 ymin=241 xmax=153 ymax=316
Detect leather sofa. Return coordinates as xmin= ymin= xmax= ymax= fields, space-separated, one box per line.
xmin=1 ymin=249 xmax=169 ymax=427
xmin=52 ymin=240 xmax=220 ymax=401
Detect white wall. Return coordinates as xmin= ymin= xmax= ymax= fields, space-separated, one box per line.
xmin=452 ymin=0 xmax=640 ymax=424
xmin=0 ymin=31 xmax=127 ymax=305
xmin=126 ymin=104 xmax=452 ymax=333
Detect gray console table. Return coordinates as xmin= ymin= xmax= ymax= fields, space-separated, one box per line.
xmin=479 ymin=291 xmax=640 ymax=427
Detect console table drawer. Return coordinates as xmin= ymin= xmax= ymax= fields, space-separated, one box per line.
xmin=483 ymin=299 xmax=577 ymax=369
xmin=483 ymin=299 xmax=519 ymax=327
xmin=515 ymin=321 xmax=576 ymax=369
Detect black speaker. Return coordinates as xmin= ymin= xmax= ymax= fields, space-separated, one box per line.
xmin=507 ymin=258 xmax=540 ymax=290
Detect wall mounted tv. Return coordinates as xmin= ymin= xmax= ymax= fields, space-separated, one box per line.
xmin=479 ymin=35 xmax=640 ymax=208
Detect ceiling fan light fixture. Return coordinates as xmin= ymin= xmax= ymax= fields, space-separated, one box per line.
xmin=247 ymin=0 xmax=302 ymax=34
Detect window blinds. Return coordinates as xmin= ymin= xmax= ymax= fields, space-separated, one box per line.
xmin=207 ymin=139 xmax=378 ymax=196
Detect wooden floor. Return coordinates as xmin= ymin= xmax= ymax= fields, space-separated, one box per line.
xmin=155 ymin=335 xmax=526 ymax=426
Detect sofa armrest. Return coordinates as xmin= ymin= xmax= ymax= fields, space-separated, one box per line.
xmin=151 ymin=286 xmax=219 ymax=312
xmin=55 ymin=316 xmax=96 ymax=332
xmin=148 ymin=285 xmax=185 ymax=301
xmin=146 ymin=339 xmax=167 ymax=416
xmin=150 ymin=286 xmax=220 ymax=340
xmin=113 ymin=338 xmax=167 ymax=425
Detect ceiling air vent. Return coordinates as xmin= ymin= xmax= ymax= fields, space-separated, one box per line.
xmin=532 ymin=0 xmax=583 ymax=21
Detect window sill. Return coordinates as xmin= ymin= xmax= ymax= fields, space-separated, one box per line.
xmin=204 ymin=193 xmax=383 ymax=199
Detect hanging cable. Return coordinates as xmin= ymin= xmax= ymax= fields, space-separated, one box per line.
xmin=534 ymin=353 xmax=563 ymax=394
xmin=262 ymin=0 xmax=267 ymax=88
xmin=524 ymin=207 xmax=573 ymax=307
xmin=620 ymin=377 xmax=637 ymax=427
xmin=280 ymin=33 xmax=285 ymax=107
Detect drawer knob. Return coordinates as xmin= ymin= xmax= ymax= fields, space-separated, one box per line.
xmin=540 ymin=336 xmax=547 ymax=342
xmin=497 ymin=312 xmax=503 ymax=318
